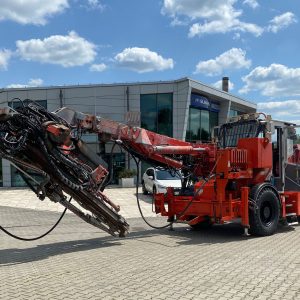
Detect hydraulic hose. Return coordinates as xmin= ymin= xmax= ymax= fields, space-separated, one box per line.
xmin=133 ymin=154 xmax=220 ymax=230
xmin=134 ymin=158 xmax=173 ymax=229
xmin=0 ymin=197 xmax=72 ymax=241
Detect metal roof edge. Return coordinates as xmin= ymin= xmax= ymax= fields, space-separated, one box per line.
xmin=0 ymin=77 xmax=190 ymax=92
xmin=1 ymin=77 xmax=256 ymax=108
xmin=187 ymin=78 xmax=256 ymax=107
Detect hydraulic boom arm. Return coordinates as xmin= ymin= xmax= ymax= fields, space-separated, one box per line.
xmin=0 ymin=103 xmax=214 ymax=237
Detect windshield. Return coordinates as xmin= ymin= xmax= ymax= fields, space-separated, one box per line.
xmin=156 ymin=170 xmax=180 ymax=180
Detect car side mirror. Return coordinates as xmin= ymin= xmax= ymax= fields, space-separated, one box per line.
xmin=148 ymin=176 xmax=154 ymax=180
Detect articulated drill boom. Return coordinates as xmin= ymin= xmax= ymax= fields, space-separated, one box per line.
xmin=0 ymin=101 xmax=299 ymax=237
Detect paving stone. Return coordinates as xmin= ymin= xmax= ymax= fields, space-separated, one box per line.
xmin=0 ymin=188 xmax=299 ymax=299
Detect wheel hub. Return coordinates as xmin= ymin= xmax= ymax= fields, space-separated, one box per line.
xmin=260 ymin=202 xmax=273 ymax=226
xmin=263 ymin=206 xmax=271 ymax=219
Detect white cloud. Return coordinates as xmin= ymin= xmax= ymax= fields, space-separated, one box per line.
xmin=90 ymin=63 xmax=107 ymax=72
xmin=28 ymin=78 xmax=43 ymax=86
xmin=82 ymin=0 xmax=105 ymax=11
xmin=240 ymin=64 xmax=300 ymax=97
xmin=194 ymin=48 xmax=251 ymax=76
xmin=257 ymin=100 xmax=300 ymax=123
xmin=16 ymin=31 xmax=97 ymax=67
xmin=88 ymin=0 xmax=104 ymax=9
xmin=188 ymin=20 xmax=263 ymax=37
xmin=0 ymin=0 xmax=69 ymax=25
xmin=162 ymin=0 xmax=235 ymax=20
xmin=233 ymin=32 xmax=241 ymax=40
xmin=162 ymin=0 xmax=263 ymax=37
xmin=0 ymin=49 xmax=12 ymax=70
xmin=7 ymin=78 xmax=44 ymax=88
xmin=243 ymin=0 xmax=259 ymax=9
xmin=114 ymin=47 xmax=174 ymax=73
xmin=212 ymin=79 xmax=234 ymax=91
xmin=170 ymin=17 xmax=189 ymax=26
xmin=267 ymin=12 xmax=297 ymax=33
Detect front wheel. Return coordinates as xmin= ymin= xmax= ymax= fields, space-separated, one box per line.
xmin=142 ymin=181 xmax=148 ymax=195
xmin=249 ymin=186 xmax=280 ymax=236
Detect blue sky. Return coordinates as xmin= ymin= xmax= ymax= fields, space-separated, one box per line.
xmin=0 ymin=0 xmax=299 ymax=122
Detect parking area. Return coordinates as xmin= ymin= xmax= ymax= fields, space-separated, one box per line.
xmin=0 ymin=188 xmax=299 ymax=300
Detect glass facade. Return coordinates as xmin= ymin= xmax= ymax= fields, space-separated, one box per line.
xmin=140 ymin=93 xmax=173 ymax=137
xmin=8 ymin=99 xmax=47 ymax=109
xmin=103 ymin=153 xmax=126 ymax=184
xmin=186 ymin=94 xmax=219 ymax=143
xmin=9 ymin=100 xmax=48 ymax=187
xmin=186 ymin=109 xmax=218 ymax=142
xmin=210 ymin=111 xmax=219 ymax=134
xmin=11 ymin=165 xmax=26 ymax=187
xmin=140 ymin=93 xmax=173 ymax=174
xmin=10 ymin=165 xmax=46 ymax=187
xmin=229 ymin=109 xmax=244 ymax=117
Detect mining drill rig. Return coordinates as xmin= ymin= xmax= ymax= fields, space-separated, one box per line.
xmin=0 ymin=100 xmax=299 ymax=237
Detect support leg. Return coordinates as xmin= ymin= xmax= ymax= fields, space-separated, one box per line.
xmin=169 ymin=222 xmax=174 ymax=231
xmin=243 ymin=227 xmax=250 ymax=237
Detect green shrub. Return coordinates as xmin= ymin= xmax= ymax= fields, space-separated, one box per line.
xmin=118 ymin=169 xmax=137 ymax=179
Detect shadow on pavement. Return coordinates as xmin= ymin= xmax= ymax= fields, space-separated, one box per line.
xmin=3 ymin=223 xmax=295 ymax=266
xmin=0 ymin=228 xmax=158 ymax=266
xmin=136 ymin=193 xmax=153 ymax=204
xmin=0 ymin=237 xmax=121 ymax=266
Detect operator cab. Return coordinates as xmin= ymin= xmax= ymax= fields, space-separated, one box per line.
xmin=213 ymin=113 xmax=300 ymax=193
xmin=271 ymin=120 xmax=300 ymax=192
xmin=215 ymin=113 xmax=269 ymax=148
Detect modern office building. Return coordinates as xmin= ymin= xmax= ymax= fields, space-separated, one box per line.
xmin=0 ymin=77 xmax=256 ymax=187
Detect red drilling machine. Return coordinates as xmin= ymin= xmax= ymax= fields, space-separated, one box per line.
xmin=0 ymin=101 xmax=299 ymax=237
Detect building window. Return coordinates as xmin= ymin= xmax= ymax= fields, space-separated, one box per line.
xmin=201 ymin=110 xmax=210 ymax=141
xmin=10 ymin=165 xmax=45 ymax=187
xmin=210 ymin=111 xmax=219 ymax=135
xmin=186 ymin=108 xmax=218 ymax=142
xmin=8 ymin=99 xmax=47 ymax=109
xmin=140 ymin=93 xmax=173 ymax=137
xmin=229 ymin=109 xmax=244 ymax=117
xmin=11 ymin=165 xmax=27 ymax=187
xmin=185 ymin=93 xmax=219 ymax=143
xmin=140 ymin=93 xmax=173 ymax=175
xmin=187 ymin=107 xmax=201 ymax=141
xmin=8 ymin=99 xmax=47 ymax=187
xmin=102 ymin=153 xmax=126 ymax=184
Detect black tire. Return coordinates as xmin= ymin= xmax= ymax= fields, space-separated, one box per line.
xmin=188 ymin=216 xmax=212 ymax=231
xmin=190 ymin=220 xmax=213 ymax=231
xmin=249 ymin=186 xmax=280 ymax=236
xmin=142 ymin=181 xmax=148 ymax=195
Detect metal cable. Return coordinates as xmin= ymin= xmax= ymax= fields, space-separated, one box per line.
xmin=0 ymin=197 xmax=72 ymax=241
xmin=133 ymin=153 xmax=221 ymax=230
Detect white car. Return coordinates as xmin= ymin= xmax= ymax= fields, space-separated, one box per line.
xmin=142 ymin=168 xmax=182 ymax=194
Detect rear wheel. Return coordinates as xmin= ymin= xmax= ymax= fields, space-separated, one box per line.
xmin=190 ymin=220 xmax=212 ymax=231
xmin=249 ymin=186 xmax=280 ymax=236
xmin=153 ymin=186 xmax=157 ymax=195
xmin=142 ymin=181 xmax=148 ymax=195
xmin=188 ymin=216 xmax=212 ymax=230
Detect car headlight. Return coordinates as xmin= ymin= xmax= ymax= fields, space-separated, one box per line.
xmin=157 ymin=184 xmax=166 ymax=189
xmin=173 ymin=187 xmax=181 ymax=196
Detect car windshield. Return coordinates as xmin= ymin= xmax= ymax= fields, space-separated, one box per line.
xmin=156 ymin=170 xmax=180 ymax=180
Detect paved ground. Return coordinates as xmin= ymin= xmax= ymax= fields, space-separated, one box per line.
xmin=0 ymin=186 xmax=155 ymax=218
xmin=0 ymin=188 xmax=300 ymax=300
